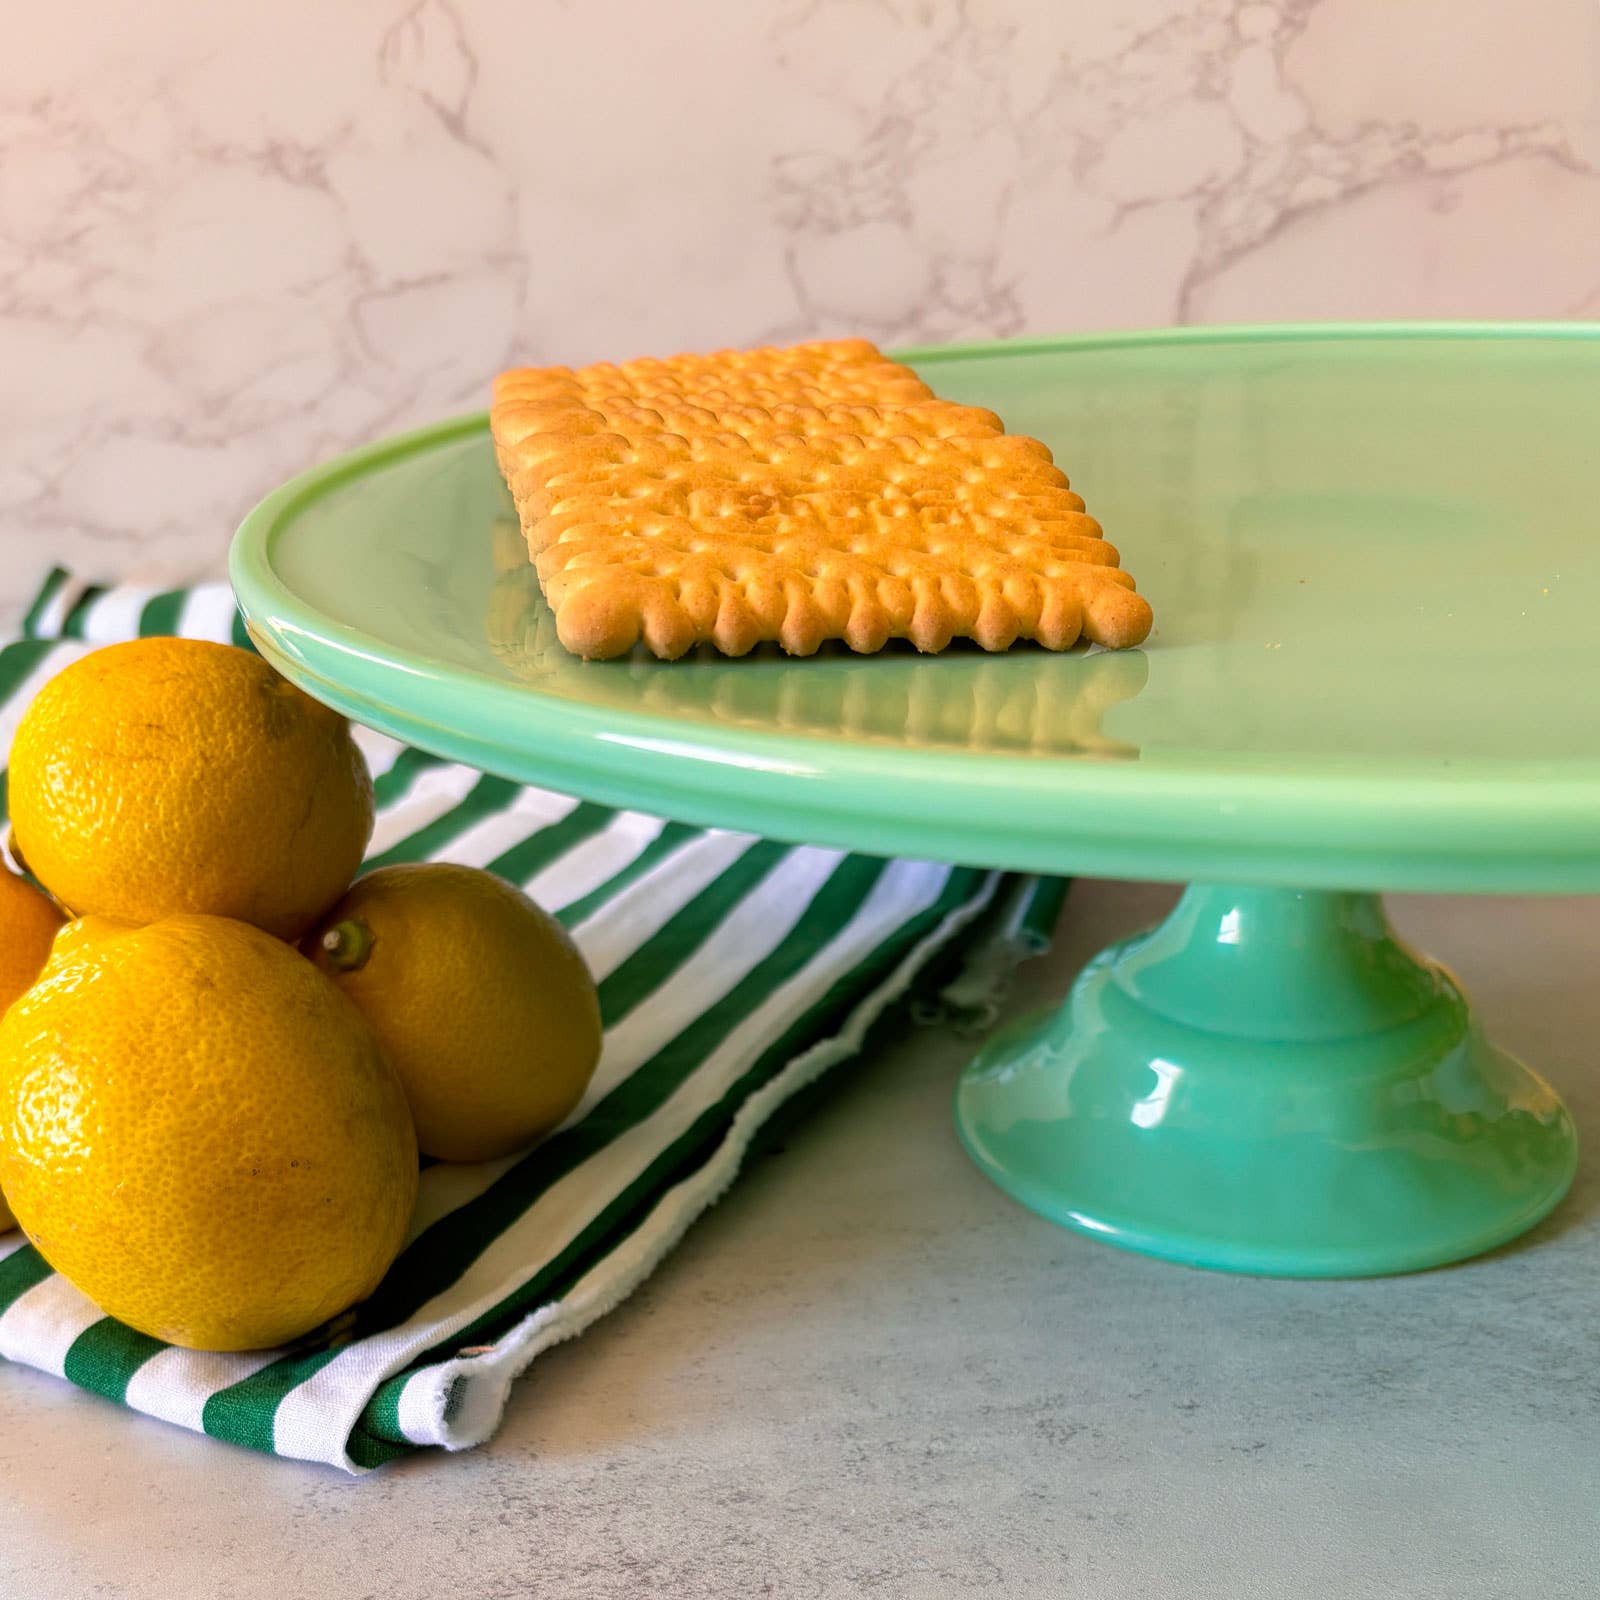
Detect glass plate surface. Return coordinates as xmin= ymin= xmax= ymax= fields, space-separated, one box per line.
xmin=231 ymin=323 xmax=1600 ymax=891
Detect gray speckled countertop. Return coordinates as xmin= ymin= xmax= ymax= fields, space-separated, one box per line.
xmin=3 ymin=879 xmax=1597 ymax=1599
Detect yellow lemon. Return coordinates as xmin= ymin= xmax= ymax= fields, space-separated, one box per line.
xmin=308 ymin=864 xmax=601 ymax=1162
xmin=9 ymin=638 xmax=374 ymax=940
xmin=0 ymin=866 xmax=63 ymax=1012
xmin=0 ymin=866 xmax=65 ymax=1232
xmin=0 ymin=915 xmax=418 ymax=1350
xmin=44 ymin=913 xmax=133 ymax=969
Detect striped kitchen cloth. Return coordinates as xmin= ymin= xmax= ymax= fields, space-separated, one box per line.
xmin=0 ymin=570 xmax=1065 ymax=1472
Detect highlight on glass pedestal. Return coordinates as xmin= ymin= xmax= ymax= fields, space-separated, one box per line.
xmin=956 ymin=884 xmax=1575 ymax=1277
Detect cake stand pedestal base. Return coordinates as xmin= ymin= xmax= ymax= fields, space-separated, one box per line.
xmin=954 ymin=886 xmax=1577 ymax=1277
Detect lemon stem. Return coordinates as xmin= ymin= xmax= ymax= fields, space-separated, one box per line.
xmin=319 ymin=918 xmax=374 ymax=973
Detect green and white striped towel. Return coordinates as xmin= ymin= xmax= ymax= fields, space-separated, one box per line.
xmin=0 ymin=570 xmax=1064 ymax=1472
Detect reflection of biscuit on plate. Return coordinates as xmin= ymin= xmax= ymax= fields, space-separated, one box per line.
xmin=485 ymin=560 xmax=1146 ymax=761
xmin=490 ymin=339 xmax=1153 ymax=661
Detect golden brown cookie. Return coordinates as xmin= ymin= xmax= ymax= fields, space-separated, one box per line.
xmin=490 ymin=339 xmax=1153 ymax=660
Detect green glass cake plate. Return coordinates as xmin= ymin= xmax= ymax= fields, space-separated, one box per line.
xmin=231 ymin=323 xmax=1600 ymax=1278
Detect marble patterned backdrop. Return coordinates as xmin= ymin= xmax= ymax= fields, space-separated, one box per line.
xmin=4 ymin=0 xmax=1599 ymax=612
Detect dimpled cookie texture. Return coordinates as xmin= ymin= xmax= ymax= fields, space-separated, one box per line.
xmin=490 ymin=339 xmax=1153 ymax=661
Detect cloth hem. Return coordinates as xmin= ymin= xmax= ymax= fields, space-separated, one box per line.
xmin=383 ymin=871 xmax=1015 ymax=1458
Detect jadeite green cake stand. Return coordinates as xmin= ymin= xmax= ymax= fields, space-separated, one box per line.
xmin=230 ymin=323 xmax=1600 ymax=1278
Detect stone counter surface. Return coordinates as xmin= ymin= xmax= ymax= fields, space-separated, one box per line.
xmin=2 ymin=880 xmax=1596 ymax=1598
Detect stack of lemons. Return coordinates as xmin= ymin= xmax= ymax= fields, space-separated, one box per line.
xmin=0 ymin=638 xmax=601 ymax=1351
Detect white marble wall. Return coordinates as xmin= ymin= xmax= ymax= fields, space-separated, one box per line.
xmin=4 ymin=0 xmax=1599 ymax=611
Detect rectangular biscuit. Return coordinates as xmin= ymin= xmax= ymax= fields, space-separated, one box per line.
xmin=490 ymin=338 xmax=1153 ymax=660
